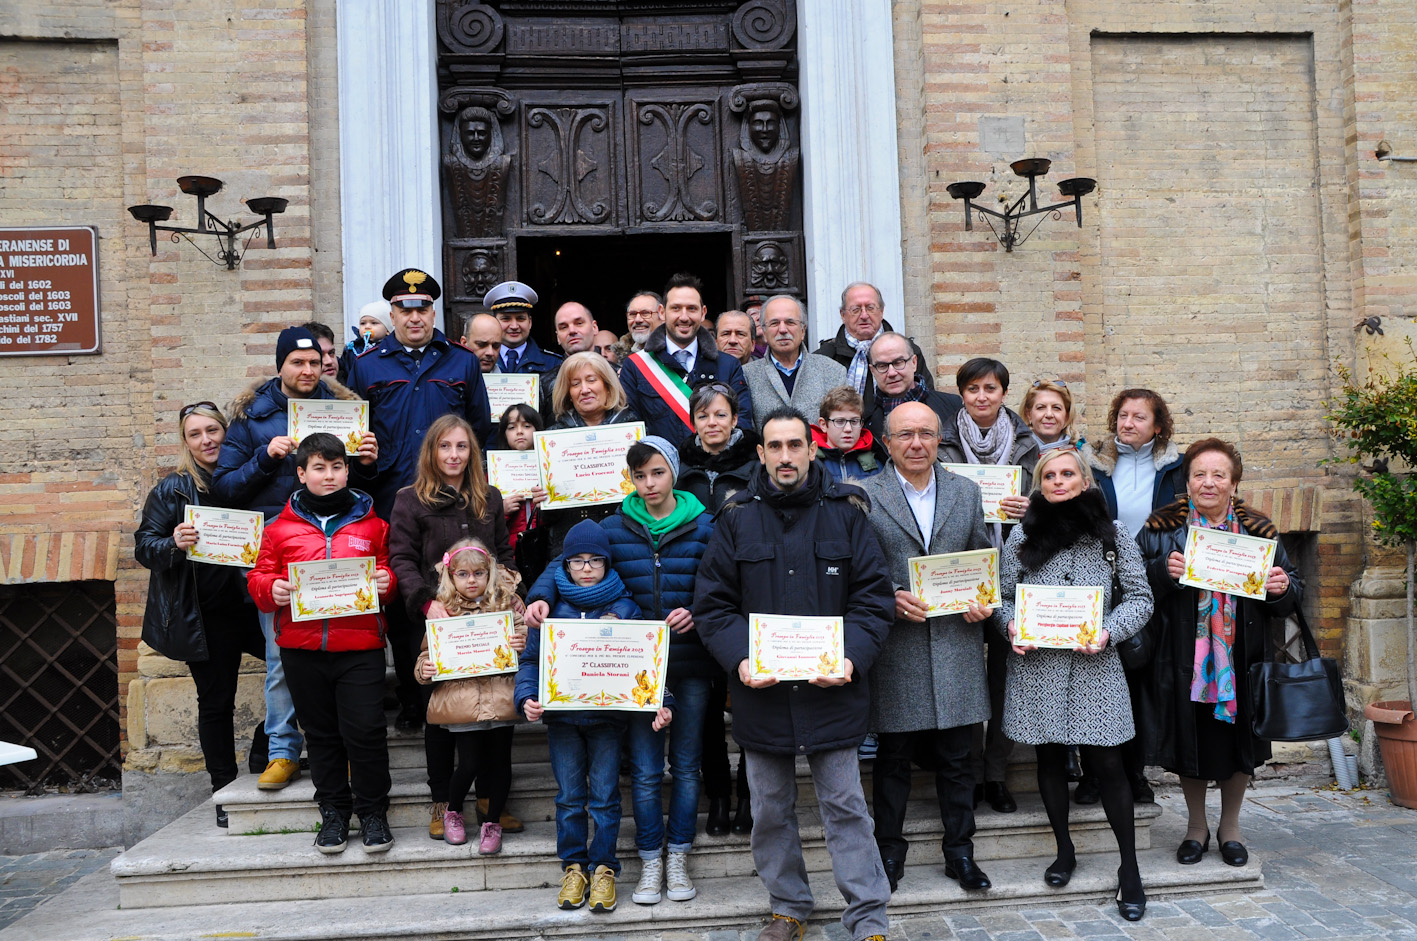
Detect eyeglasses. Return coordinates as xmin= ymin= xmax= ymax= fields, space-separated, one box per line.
xmin=844 ymin=304 xmax=882 ymax=316
xmin=565 ymin=557 xmax=608 ymax=571
xmin=890 ymin=429 xmax=939 ymax=442
xmin=825 ymin=417 xmax=862 ymax=429
xmin=179 ymin=401 xmax=218 ymax=419
xmin=1031 ymin=379 xmax=1068 ymax=388
xmin=869 ymin=356 xmax=914 ymax=374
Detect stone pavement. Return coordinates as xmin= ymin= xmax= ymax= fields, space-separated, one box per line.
xmin=2 ymin=785 xmax=1416 ymax=939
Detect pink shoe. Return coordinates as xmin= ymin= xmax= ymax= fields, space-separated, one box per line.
xmin=478 ymin=821 xmax=503 ymax=855
xmin=444 ymin=809 xmax=467 ymax=845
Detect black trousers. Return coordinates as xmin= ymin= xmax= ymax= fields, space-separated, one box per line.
xmin=186 ymin=603 xmax=268 ymax=792
xmin=873 ymin=725 xmax=976 ymax=864
xmin=281 ymin=646 xmax=391 ymax=818
xmin=701 ymin=671 xmax=749 ymax=803
xmin=384 ymin=603 xmax=422 ymax=712
xmin=448 ymin=725 xmax=514 ymax=815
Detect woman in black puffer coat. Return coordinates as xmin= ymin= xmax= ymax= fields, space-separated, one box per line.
xmin=135 ymin=403 xmax=267 ymax=824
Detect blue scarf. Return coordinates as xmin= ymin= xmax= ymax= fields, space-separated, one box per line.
xmin=552 ymin=564 xmax=630 ymax=613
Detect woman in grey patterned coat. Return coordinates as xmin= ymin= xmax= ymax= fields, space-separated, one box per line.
xmin=996 ymin=447 xmax=1154 ymax=921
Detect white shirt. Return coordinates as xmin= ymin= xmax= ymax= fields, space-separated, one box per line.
xmin=893 ymin=467 xmax=936 ymax=545
xmin=666 ymin=336 xmax=698 ymax=373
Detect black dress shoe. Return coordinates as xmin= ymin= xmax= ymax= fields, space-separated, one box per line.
xmin=1117 ymin=867 xmax=1146 ymax=920
xmin=1129 ymin=774 xmax=1155 ymax=804
xmin=983 ymin=781 xmax=1017 ymax=813
xmin=1176 ymin=833 xmax=1210 ymax=864
xmin=944 ymin=856 xmax=992 ymax=890
xmin=882 ymin=857 xmax=903 ymax=893
xmin=1044 ymin=858 xmax=1074 ymax=887
xmin=1220 ymin=840 xmax=1249 ymax=867
xmin=705 ymin=798 xmax=731 ymax=836
xmin=1073 ymin=775 xmax=1101 ymax=805
xmin=731 ymin=799 xmax=753 ymax=834
xmin=394 ymin=705 xmax=423 ymax=733
xmin=215 ymin=805 xmax=228 ymax=828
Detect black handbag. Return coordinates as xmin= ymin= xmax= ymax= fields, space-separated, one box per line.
xmin=1248 ymin=609 xmax=1349 ymax=742
xmin=1104 ymin=545 xmax=1152 ymax=671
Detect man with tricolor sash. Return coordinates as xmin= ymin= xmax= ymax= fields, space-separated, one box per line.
xmin=620 ymin=272 xmax=753 ymax=446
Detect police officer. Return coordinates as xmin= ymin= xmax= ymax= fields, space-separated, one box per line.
xmin=345 ymin=268 xmax=492 ymax=731
xmin=485 ymin=280 xmax=561 ymax=417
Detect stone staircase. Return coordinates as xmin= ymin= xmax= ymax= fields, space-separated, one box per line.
xmin=92 ymin=718 xmax=1262 ymax=940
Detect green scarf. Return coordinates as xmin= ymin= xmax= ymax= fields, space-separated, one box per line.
xmin=621 ymin=490 xmax=706 ymax=546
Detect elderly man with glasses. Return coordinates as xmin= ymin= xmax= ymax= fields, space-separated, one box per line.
xmin=741 ymin=295 xmax=847 ymax=430
xmin=816 ymin=282 xmax=934 ymax=413
xmin=861 ymin=332 xmax=962 ymax=442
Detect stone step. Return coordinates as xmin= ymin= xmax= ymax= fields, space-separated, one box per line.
xmin=218 ymin=755 xmax=1041 ymax=835
xmin=113 ymin=797 xmax=1160 ymax=909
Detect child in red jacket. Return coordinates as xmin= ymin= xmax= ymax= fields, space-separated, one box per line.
xmin=247 ymin=433 xmax=398 ymax=855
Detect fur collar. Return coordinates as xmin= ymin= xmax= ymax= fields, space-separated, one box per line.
xmin=1083 ymin=436 xmax=1181 ymax=475
xmin=227 ymin=376 xmax=359 ymax=422
xmin=1017 ymin=487 xmax=1117 ymax=572
xmin=680 ymin=427 xmax=761 ymax=473
xmin=643 ymin=324 xmax=720 ymax=360
xmin=1143 ymin=496 xmax=1277 ymax=538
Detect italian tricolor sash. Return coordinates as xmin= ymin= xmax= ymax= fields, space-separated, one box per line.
xmin=627 ymin=350 xmax=693 ymax=431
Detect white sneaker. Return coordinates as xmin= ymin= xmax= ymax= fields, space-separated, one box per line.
xmin=665 ymin=850 xmax=696 ymax=901
xmin=632 ymin=855 xmax=663 ymax=904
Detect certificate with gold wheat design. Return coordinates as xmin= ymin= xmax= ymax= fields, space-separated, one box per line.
xmin=484 ymin=373 xmax=539 ymax=415
xmin=184 ymin=506 xmax=263 ymax=568
xmin=748 ymin=614 xmax=845 ymax=680
xmin=287 ymin=400 xmax=369 ymax=455
xmin=1179 ymin=526 xmax=1277 ymax=601
xmin=1014 ymin=584 xmax=1105 ymax=649
xmin=426 ymin=612 xmax=518 ymax=681
xmin=539 ymin=619 xmax=668 ymax=711
xmin=287 ymin=557 xmax=378 ymax=622
xmin=940 ymin=463 xmax=1023 ymax=523
xmin=534 ymin=422 xmax=645 ymax=510
xmin=909 ymin=548 xmax=999 ymax=616
xmin=487 ymin=449 xmax=542 ymax=496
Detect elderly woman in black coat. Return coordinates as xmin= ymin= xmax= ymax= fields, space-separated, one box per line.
xmin=1137 ymin=438 xmax=1301 ymax=869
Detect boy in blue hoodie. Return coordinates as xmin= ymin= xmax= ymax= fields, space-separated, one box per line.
xmin=516 ymin=520 xmax=671 ymax=915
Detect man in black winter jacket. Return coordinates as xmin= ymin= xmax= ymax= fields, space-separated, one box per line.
xmin=694 ymin=406 xmax=894 ymax=941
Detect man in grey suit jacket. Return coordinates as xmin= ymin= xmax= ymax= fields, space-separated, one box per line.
xmin=741 ymin=295 xmax=848 ymax=430
xmin=860 ymin=401 xmax=997 ymax=894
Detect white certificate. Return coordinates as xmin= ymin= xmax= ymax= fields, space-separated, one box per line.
xmin=940 ymin=463 xmax=1023 ymax=523
xmin=534 ymin=422 xmax=645 ymax=509
xmin=184 ymin=506 xmax=264 ymax=568
xmin=487 ymin=449 xmax=542 ymax=496
xmin=539 ymin=619 xmax=669 ymax=711
xmin=908 ymin=548 xmax=1000 ymax=616
xmin=288 ymin=557 xmax=379 ymax=622
xmin=748 ymin=614 xmax=845 ymax=680
xmin=426 ymin=612 xmax=519 ymax=680
xmin=1014 ymin=584 xmax=1105 ymax=649
xmin=287 ymin=399 xmax=369 ymax=455
xmin=484 ymin=373 xmax=540 ymax=416
xmin=1180 ymin=526 xmax=1278 ymax=601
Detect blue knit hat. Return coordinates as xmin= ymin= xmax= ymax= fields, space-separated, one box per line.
xmin=276 ymin=326 xmax=319 ymax=370
xmin=562 ymin=520 xmax=611 ymax=560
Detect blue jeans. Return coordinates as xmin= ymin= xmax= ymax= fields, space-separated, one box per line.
xmin=546 ymin=721 xmax=623 ymax=873
xmin=259 ymin=610 xmax=303 ymax=761
xmin=626 ymin=675 xmax=711 ymax=857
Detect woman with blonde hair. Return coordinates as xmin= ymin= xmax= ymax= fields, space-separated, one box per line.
xmin=996 ymin=445 xmax=1154 ymax=919
xmin=389 ymin=413 xmax=519 ymax=841
xmin=1020 ymin=379 xmax=1078 ymax=450
xmin=135 ymin=402 xmax=268 ymax=827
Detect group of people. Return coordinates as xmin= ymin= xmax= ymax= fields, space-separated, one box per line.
xmin=135 ymin=267 xmax=1301 ymax=941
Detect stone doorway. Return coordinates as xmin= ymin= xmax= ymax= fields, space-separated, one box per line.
xmin=515 ymin=231 xmax=734 ymax=348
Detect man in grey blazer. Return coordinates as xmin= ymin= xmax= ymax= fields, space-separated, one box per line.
xmin=860 ymin=401 xmax=997 ymax=894
xmin=741 ymin=295 xmax=848 ymax=430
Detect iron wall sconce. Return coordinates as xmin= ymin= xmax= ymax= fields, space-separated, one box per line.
xmin=128 ymin=176 xmax=287 ymax=269
xmin=947 ymin=158 xmax=1096 ymax=252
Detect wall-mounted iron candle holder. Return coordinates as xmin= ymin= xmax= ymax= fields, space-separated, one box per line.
xmin=947 ymin=159 xmax=1095 ymax=252
xmin=128 ymin=176 xmax=287 ymax=269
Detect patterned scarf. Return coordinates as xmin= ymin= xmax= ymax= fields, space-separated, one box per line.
xmin=844 ymin=328 xmax=880 ymax=394
xmin=957 ymin=409 xmax=1015 ymax=547
xmin=880 ymin=376 xmax=928 ymax=413
xmin=1188 ymin=500 xmax=1239 ymax=723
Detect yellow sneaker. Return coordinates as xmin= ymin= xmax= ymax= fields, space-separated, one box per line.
xmin=429 ymin=802 xmax=447 ymax=840
xmin=558 ymin=864 xmax=588 ymax=910
xmin=257 ymin=758 xmax=301 ymax=790
xmin=588 ymin=864 xmax=617 ymax=912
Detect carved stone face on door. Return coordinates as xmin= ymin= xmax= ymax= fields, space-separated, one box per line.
xmin=749 ymin=107 xmax=781 ymax=156
xmin=751 ymin=241 xmax=790 ymax=290
xmin=462 ymin=116 xmax=492 ymax=161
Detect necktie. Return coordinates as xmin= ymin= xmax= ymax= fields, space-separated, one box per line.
xmin=673 ymin=349 xmax=691 ymax=373
xmin=504 ymin=348 xmax=520 ymax=373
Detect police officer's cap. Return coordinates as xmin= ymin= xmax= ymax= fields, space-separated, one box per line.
xmin=382 ymin=268 xmax=441 ymax=308
xmin=484 ymin=280 xmax=538 ymax=313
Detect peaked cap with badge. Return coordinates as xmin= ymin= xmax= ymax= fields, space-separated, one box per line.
xmin=483 ymin=280 xmax=538 ymax=313
xmin=383 ymin=267 xmax=441 ymax=308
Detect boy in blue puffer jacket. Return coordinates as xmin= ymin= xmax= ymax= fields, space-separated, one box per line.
xmin=516 ymin=520 xmax=670 ymax=916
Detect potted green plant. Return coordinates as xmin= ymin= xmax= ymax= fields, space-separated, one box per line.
xmin=1329 ymin=351 xmax=1417 ymax=807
